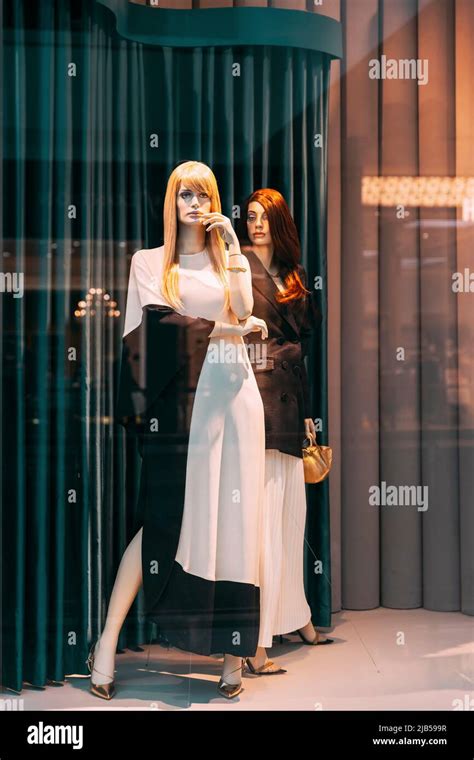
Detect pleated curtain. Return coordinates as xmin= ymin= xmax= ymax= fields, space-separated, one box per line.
xmin=1 ymin=0 xmax=333 ymax=692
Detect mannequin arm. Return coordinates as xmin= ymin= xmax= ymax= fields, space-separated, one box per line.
xmin=226 ymin=237 xmax=254 ymax=320
xmin=208 ymin=320 xmax=243 ymax=338
xmin=208 ymin=316 xmax=268 ymax=340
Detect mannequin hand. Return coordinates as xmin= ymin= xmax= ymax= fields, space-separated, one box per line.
xmin=304 ymin=418 xmax=316 ymax=444
xmin=240 ymin=316 xmax=268 ymax=339
xmin=209 ymin=317 xmax=267 ymax=339
xmin=200 ymin=212 xmax=237 ymax=246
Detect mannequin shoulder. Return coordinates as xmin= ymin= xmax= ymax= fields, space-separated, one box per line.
xmin=132 ymin=245 xmax=165 ymax=264
xmin=131 ymin=245 xmax=165 ymax=275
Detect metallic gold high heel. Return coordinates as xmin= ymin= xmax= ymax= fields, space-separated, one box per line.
xmin=217 ymin=658 xmax=245 ymax=698
xmin=86 ymin=638 xmax=116 ymax=700
xmin=244 ymin=657 xmax=287 ymax=675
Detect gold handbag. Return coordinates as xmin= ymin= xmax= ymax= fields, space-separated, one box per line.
xmin=302 ymin=433 xmax=333 ymax=483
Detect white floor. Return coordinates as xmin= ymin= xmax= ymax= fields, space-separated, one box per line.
xmin=9 ymin=608 xmax=474 ymax=711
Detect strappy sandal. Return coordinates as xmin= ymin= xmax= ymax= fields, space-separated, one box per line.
xmin=86 ymin=638 xmax=116 ymax=700
xmin=244 ymin=657 xmax=287 ymax=675
xmin=295 ymin=628 xmax=334 ymax=646
xmin=217 ymin=658 xmax=245 ymax=698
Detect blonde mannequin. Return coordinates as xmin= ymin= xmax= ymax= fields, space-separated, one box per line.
xmin=89 ymin=161 xmax=270 ymax=700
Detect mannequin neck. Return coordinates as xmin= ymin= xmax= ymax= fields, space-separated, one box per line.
xmin=252 ymin=245 xmax=277 ymax=275
xmin=177 ymin=225 xmax=207 ymax=256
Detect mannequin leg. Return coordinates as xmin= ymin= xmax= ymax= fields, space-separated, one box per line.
xmin=297 ymin=619 xmax=332 ymax=643
xmin=271 ymin=453 xmax=313 ymax=638
xmin=91 ymin=527 xmax=143 ymax=685
xmin=221 ymin=654 xmax=243 ymax=686
xmin=247 ymin=646 xmax=269 ymax=670
xmin=248 ymin=450 xmax=287 ymax=672
xmin=274 ymin=455 xmax=331 ymax=643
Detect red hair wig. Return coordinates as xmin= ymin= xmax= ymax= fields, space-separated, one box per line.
xmin=236 ymin=188 xmax=310 ymax=303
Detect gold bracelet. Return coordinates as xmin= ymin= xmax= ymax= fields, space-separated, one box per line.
xmin=226 ymin=266 xmax=247 ymax=273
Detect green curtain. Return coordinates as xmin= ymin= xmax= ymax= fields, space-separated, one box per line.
xmin=2 ymin=0 xmax=333 ymax=693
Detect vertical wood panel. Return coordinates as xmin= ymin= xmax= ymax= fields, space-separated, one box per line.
xmin=132 ymin=0 xmax=343 ymax=13
xmin=272 ymin=0 xmax=306 ymax=10
xmin=455 ymin=0 xmax=474 ymax=614
xmin=234 ymin=1 xmax=269 ymax=7
xmin=418 ymin=0 xmax=459 ymax=612
xmin=380 ymin=0 xmax=422 ymax=611
xmin=455 ymin=4 xmax=474 ymax=424
xmin=197 ymin=0 xmax=233 ymax=7
xmin=151 ymin=0 xmax=193 ymax=8
xmin=308 ymin=0 xmax=340 ymax=18
xmin=326 ymin=0 xmax=342 ymax=614
xmin=132 ymin=0 xmax=343 ymax=10
xmin=341 ymin=0 xmax=381 ymax=610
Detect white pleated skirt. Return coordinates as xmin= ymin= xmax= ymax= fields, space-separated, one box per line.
xmin=257 ymin=449 xmax=312 ymax=649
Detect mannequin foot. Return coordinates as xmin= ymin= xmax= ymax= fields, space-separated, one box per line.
xmin=89 ymin=634 xmax=117 ymax=685
xmin=221 ymin=654 xmax=243 ymax=686
xmin=297 ymin=620 xmax=333 ymax=645
xmin=246 ymin=646 xmax=267 ymax=671
xmin=298 ymin=621 xmax=318 ymax=642
xmin=245 ymin=646 xmax=287 ymax=674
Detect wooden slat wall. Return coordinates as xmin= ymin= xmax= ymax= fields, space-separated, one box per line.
xmin=198 ymin=1 xmax=234 ymax=7
xmin=130 ymin=0 xmax=336 ymax=12
xmin=325 ymin=0 xmax=341 ymax=614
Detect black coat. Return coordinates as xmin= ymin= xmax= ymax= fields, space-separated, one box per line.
xmin=241 ymin=249 xmax=322 ymax=459
xmin=116 ymin=303 xmax=261 ymax=657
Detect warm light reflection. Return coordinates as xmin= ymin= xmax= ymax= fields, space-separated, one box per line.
xmin=362 ymin=176 xmax=474 ymax=219
xmin=74 ymin=287 xmax=120 ymax=319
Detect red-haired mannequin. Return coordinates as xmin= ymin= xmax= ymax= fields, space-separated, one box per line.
xmin=236 ymin=188 xmax=334 ymax=669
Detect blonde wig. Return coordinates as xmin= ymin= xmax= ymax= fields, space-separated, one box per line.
xmin=161 ymin=161 xmax=230 ymax=311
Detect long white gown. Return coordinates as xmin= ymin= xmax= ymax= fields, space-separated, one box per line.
xmin=174 ymin=249 xmax=266 ymax=585
xmin=119 ymin=244 xmax=266 ymax=656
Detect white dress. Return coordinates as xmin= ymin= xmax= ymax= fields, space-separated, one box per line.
xmin=174 ymin=249 xmax=266 ymax=586
xmin=119 ymin=245 xmax=266 ymax=656
xmin=257 ymin=276 xmax=312 ymax=647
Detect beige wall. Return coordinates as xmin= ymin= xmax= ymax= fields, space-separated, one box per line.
xmin=131 ymin=0 xmax=337 ymax=12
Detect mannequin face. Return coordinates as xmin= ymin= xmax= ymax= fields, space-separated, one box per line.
xmin=246 ymin=201 xmax=272 ymax=247
xmin=176 ymin=183 xmax=212 ymax=225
